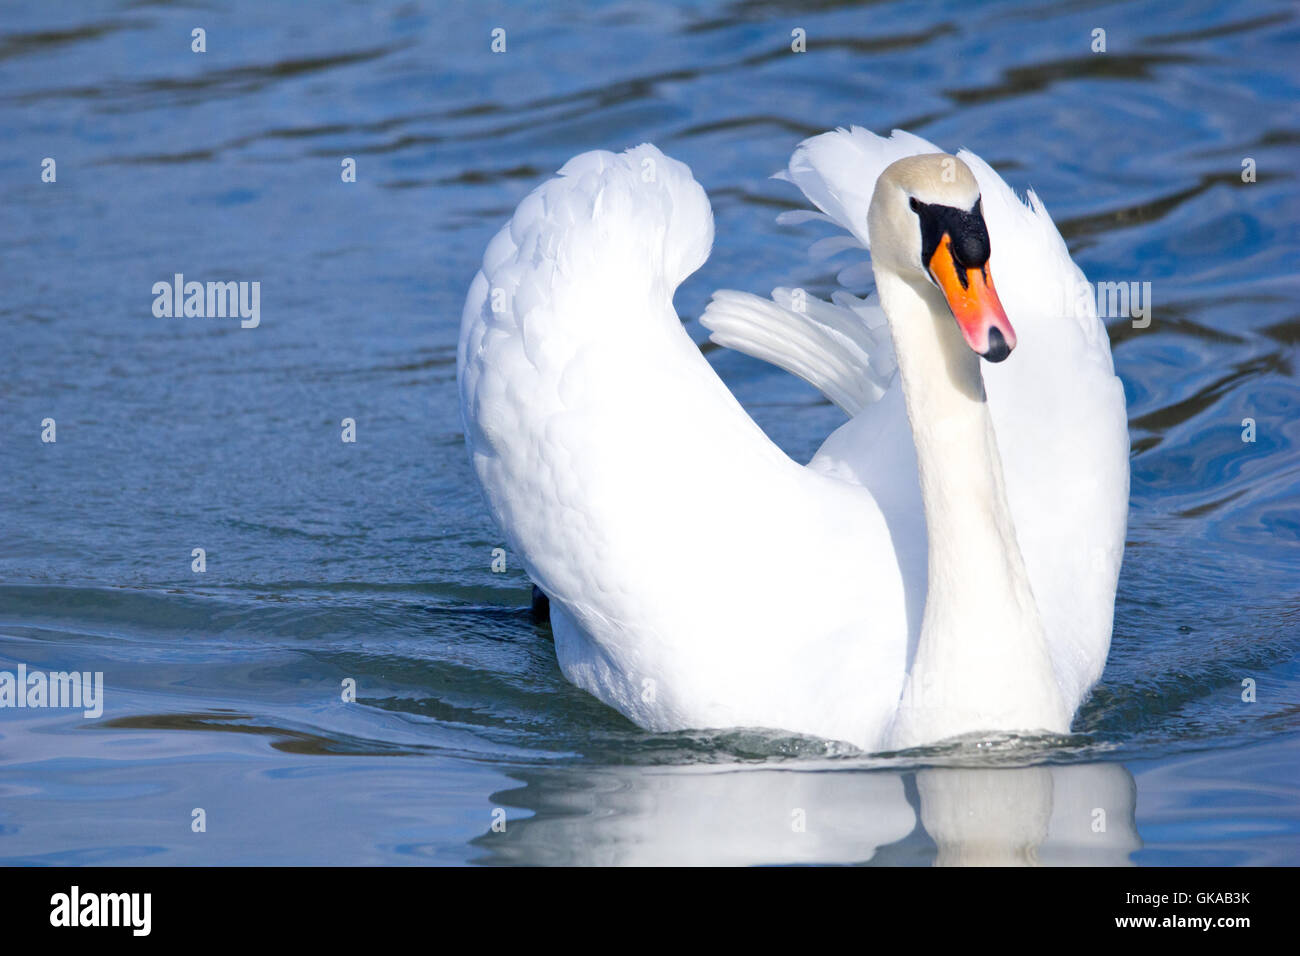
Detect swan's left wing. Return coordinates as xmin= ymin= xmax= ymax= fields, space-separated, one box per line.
xmin=963 ymin=144 xmax=1130 ymax=708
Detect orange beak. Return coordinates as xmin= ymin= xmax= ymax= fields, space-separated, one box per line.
xmin=927 ymin=235 xmax=1016 ymax=362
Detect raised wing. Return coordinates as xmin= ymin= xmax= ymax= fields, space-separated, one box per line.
xmin=458 ymin=144 xmax=910 ymax=748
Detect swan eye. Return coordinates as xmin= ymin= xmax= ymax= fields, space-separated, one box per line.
xmin=909 ymin=197 xmax=921 ymax=213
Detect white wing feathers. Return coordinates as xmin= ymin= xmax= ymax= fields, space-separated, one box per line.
xmin=702 ymin=288 xmax=894 ymax=416
xmin=459 ymin=143 xmax=913 ymax=747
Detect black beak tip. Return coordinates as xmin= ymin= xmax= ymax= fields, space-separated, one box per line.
xmin=982 ymin=327 xmax=1012 ymax=363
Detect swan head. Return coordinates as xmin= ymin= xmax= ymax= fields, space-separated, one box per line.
xmin=868 ymin=154 xmax=1016 ymax=363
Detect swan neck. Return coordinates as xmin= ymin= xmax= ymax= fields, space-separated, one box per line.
xmin=876 ymin=268 xmax=1065 ymax=742
xmin=879 ymin=271 xmax=1024 ymax=591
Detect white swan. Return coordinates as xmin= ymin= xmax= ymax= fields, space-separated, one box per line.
xmin=457 ymin=128 xmax=1129 ymax=751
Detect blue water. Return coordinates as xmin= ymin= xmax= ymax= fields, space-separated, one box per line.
xmin=2 ymin=0 xmax=1298 ymax=865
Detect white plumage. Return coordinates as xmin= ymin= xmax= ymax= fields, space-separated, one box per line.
xmin=458 ymin=129 xmax=1128 ymax=751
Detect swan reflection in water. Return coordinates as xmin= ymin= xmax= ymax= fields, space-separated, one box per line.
xmin=471 ymin=761 xmax=1139 ymax=866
